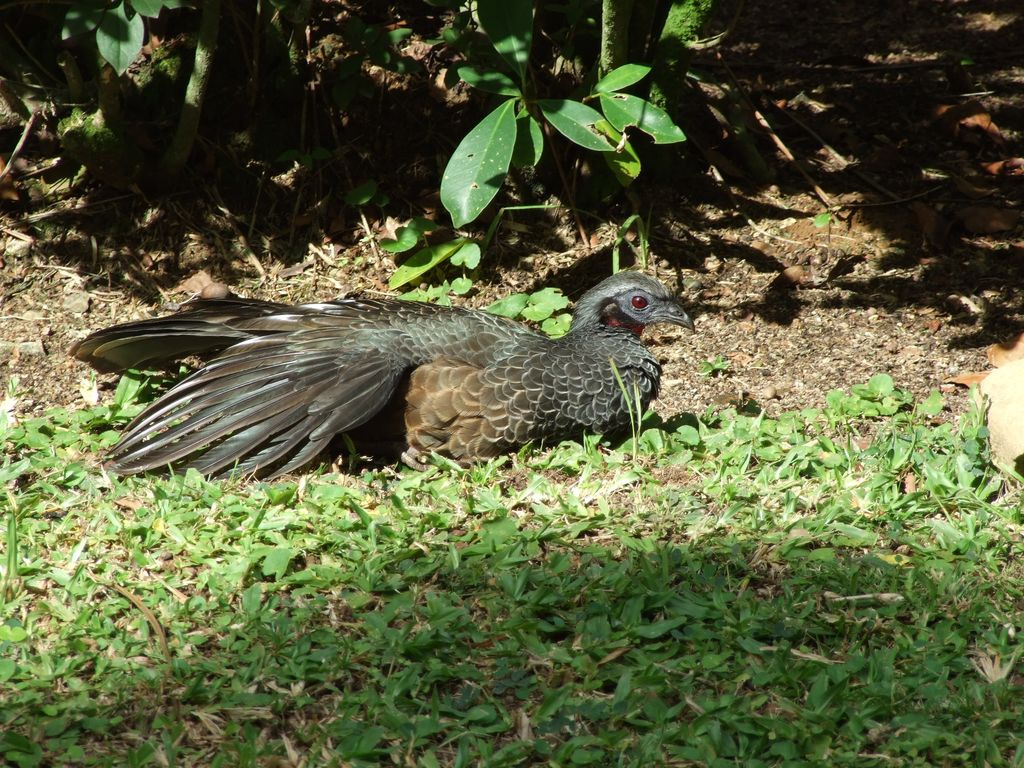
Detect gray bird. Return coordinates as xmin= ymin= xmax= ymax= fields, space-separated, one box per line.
xmin=71 ymin=272 xmax=694 ymax=478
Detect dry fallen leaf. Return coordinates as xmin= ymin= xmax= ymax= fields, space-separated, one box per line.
xmin=946 ymin=371 xmax=990 ymax=387
xmin=979 ymin=358 xmax=1024 ymax=473
xmin=933 ymin=101 xmax=1005 ymax=147
xmin=987 ymin=332 xmax=1024 ymax=367
xmin=982 ymin=157 xmax=1024 ymax=176
xmin=956 ymin=206 xmax=1021 ymax=234
xmin=173 ymin=269 xmax=218 ymax=296
xmin=911 ymin=202 xmax=951 ymax=248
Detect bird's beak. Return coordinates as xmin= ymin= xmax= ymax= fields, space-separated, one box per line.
xmin=658 ymin=302 xmax=695 ymax=332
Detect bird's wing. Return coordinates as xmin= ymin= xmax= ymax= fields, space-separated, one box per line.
xmin=70 ymin=298 xmax=298 ymax=372
xmin=107 ymin=330 xmax=406 ymax=478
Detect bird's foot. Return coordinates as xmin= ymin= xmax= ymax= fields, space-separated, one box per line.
xmin=400 ymin=446 xmax=429 ymax=471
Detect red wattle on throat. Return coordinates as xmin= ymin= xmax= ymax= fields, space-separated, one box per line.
xmin=605 ymin=316 xmax=645 ymax=336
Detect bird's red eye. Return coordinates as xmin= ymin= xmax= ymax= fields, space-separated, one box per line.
xmin=631 ymin=295 xmax=649 ymax=310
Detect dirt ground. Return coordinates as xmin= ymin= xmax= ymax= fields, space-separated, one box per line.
xmin=2 ymin=0 xmax=1022 ymax=437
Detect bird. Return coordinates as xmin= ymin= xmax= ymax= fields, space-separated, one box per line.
xmin=71 ymin=271 xmax=694 ymax=478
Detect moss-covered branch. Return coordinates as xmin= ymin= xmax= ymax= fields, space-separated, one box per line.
xmin=160 ymin=0 xmax=221 ymax=177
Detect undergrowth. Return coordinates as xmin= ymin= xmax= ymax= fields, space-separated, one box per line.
xmin=1 ymin=375 xmax=1021 ymax=767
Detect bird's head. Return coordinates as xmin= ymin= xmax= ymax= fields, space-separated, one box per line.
xmin=571 ymin=272 xmax=694 ymax=336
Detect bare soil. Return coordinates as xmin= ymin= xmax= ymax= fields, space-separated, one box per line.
xmin=2 ymin=0 xmax=1022 ymax=442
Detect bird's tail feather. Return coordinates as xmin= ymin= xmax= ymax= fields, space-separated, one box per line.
xmin=69 ymin=299 xmax=292 ymax=373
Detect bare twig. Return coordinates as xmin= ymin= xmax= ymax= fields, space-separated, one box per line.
xmin=0 ymin=108 xmax=39 ymax=184
xmin=776 ymin=105 xmax=947 ymax=206
xmin=749 ymin=105 xmax=833 ymax=207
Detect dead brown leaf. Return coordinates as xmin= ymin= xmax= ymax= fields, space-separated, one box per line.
xmin=982 ymin=157 xmax=1024 ymax=176
xmin=946 ymin=371 xmax=991 ymax=387
xmin=956 ymin=206 xmax=1021 ymax=234
xmin=910 ymin=202 xmax=951 ymax=248
xmin=933 ymin=101 xmax=1005 ymax=147
xmin=173 ymin=269 xmax=218 ymax=296
xmin=987 ymin=332 xmax=1024 ymax=367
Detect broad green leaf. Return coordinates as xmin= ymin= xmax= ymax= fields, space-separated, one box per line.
xmin=595 ymin=120 xmax=640 ymax=186
xmin=450 ymin=242 xmax=481 ymax=268
xmin=511 ymin=111 xmax=544 ymax=167
xmin=520 ymin=287 xmax=569 ymax=321
xmin=131 ymin=0 xmax=187 ymax=13
xmin=477 ymin=0 xmax=533 ymax=84
xmin=457 ymin=66 xmax=521 ymax=96
xmin=378 ymin=216 xmax=438 ymax=253
xmin=344 ymin=180 xmax=379 ymax=206
xmin=537 ymin=99 xmax=615 ymax=152
xmin=378 ymin=228 xmax=419 ymax=254
xmin=450 ymin=276 xmax=473 ymax=294
xmin=389 ymin=238 xmax=473 ymax=289
xmin=96 ymin=3 xmax=144 ymax=75
xmin=62 ymin=0 xmax=107 ymax=39
xmin=541 ymin=313 xmax=571 ymax=338
xmin=130 ymin=0 xmax=168 ymax=16
xmin=440 ymin=99 xmax=517 ymax=227
xmin=487 ymin=293 xmax=530 ymax=317
xmin=261 ymin=546 xmax=293 ymax=579
xmin=594 ymin=64 xmax=651 ymax=93
xmin=598 ymin=93 xmax=686 ymax=144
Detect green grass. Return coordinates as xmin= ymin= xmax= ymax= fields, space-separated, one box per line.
xmin=1 ymin=374 xmax=1022 ymax=767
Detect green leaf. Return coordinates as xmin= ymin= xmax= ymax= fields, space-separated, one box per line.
xmin=598 ymin=93 xmax=686 ymax=144
xmin=130 ymin=0 xmax=166 ymax=16
xmin=594 ymin=64 xmax=651 ymax=93
xmin=62 ymin=0 xmax=107 ymax=39
xmin=512 ymin=111 xmax=544 ymax=167
xmin=487 ymin=293 xmax=530 ymax=318
xmin=440 ymin=99 xmax=517 ymax=227
xmin=345 ymin=180 xmax=379 ymax=206
xmin=541 ymin=314 xmax=571 ymax=338
xmin=262 ymin=547 xmax=293 ymax=579
xmin=450 ymin=276 xmax=473 ymax=294
xmin=457 ymin=66 xmax=521 ymax=96
xmin=131 ymin=0 xmax=187 ymax=14
xmin=389 ymin=238 xmax=473 ymax=289
xmin=0 ymin=459 xmax=31 ymax=485
xmin=378 ymin=217 xmax=438 ymax=253
xmin=477 ymin=0 xmax=533 ymax=84
xmin=537 ymin=99 xmax=615 ymax=152
xmin=520 ymin=287 xmax=569 ymax=321
xmin=595 ymin=120 xmax=640 ymax=186
xmin=240 ymin=583 xmax=262 ymax=614
xmin=450 ymin=242 xmax=481 ymax=269
xmin=379 ymin=228 xmax=419 ymax=254
xmin=813 ymin=211 xmax=833 ymax=227
xmin=632 ymin=616 xmax=689 ymax=638
xmin=96 ymin=3 xmax=145 ymax=75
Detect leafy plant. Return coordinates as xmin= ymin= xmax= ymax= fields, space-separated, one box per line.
xmin=611 ymin=212 xmax=651 ymax=272
xmin=440 ymin=2 xmax=686 ymax=228
xmin=698 ymin=355 xmax=731 ymax=377
xmin=488 ymin=287 xmax=572 ymax=336
xmin=2 ymin=376 xmax=1020 ymax=765
xmin=329 ymin=16 xmax=424 ymax=110
xmin=62 ymin=0 xmax=189 ymax=76
xmin=383 ymin=215 xmax=481 ymax=291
